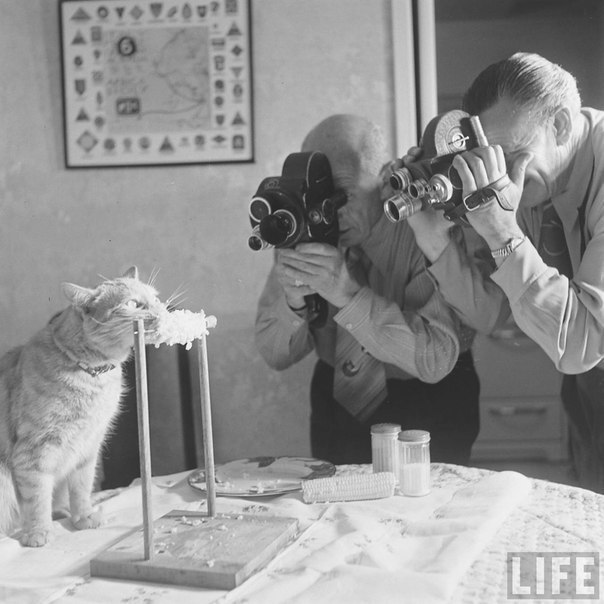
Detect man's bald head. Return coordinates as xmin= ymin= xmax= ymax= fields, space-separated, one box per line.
xmin=301 ymin=114 xmax=388 ymax=178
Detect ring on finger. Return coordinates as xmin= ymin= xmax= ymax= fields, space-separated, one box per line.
xmin=294 ymin=279 xmax=303 ymax=287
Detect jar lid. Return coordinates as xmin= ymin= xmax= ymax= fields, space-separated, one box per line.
xmin=371 ymin=423 xmax=401 ymax=435
xmin=398 ymin=429 xmax=430 ymax=443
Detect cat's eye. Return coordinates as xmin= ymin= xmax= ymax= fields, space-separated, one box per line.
xmin=125 ymin=299 xmax=146 ymax=310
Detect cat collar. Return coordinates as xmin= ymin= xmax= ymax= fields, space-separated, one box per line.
xmin=76 ymin=361 xmax=116 ymax=377
xmin=51 ymin=330 xmax=116 ymax=377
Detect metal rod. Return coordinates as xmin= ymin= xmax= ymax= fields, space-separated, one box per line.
xmin=133 ymin=319 xmax=154 ymax=560
xmin=470 ymin=115 xmax=489 ymax=148
xmin=197 ymin=334 xmax=216 ymax=516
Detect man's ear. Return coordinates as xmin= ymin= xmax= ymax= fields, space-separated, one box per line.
xmin=62 ymin=283 xmax=95 ymax=309
xmin=553 ymin=106 xmax=572 ymax=146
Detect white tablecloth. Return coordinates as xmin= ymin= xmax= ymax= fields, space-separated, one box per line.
xmin=1 ymin=463 xmax=603 ymax=604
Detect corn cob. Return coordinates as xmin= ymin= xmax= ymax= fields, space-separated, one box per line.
xmin=302 ymin=472 xmax=396 ymax=503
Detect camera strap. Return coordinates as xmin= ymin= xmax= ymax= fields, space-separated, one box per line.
xmin=445 ymin=175 xmax=514 ymax=222
xmin=305 ymin=294 xmax=329 ymax=328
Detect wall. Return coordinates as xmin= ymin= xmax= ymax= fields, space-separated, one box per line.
xmin=435 ymin=1 xmax=604 ymax=111
xmin=0 ymin=0 xmax=401 ymax=466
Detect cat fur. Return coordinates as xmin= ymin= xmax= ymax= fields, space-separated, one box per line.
xmin=0 ymin=266 xmax=164 ymax=547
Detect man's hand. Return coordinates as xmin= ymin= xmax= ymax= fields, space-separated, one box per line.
xmin=452 ymin=145 xmax=532 ymax=248
xmin=274 ymin=248 xmax=314 ymax=310
xmin=276 ymin=242 xmax=361 ymax=308
xmin=407 ymin=206 xmax=456 ymax=262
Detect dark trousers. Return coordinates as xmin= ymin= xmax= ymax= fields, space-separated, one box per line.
xmin=562 ymin=367 xmax=604 ymax=493
xmin=310 ymin=351 xmax=480 ymax=466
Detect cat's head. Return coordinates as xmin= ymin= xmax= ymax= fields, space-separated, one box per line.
xmin=61 ymin=266 xmax=167 ymax=360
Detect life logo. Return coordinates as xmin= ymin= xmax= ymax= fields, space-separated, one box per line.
xmin=508 ymin=552 xmax=600 ymax=599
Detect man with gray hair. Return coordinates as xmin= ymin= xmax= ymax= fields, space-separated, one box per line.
xmin=404 ymin=52 xmax=604 ymax=491
xmin=255 ymin=114 xmax=482 ymax=466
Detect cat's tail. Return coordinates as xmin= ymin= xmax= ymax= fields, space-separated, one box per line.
xmin=0 ymin=462 xmax=19 ymax=536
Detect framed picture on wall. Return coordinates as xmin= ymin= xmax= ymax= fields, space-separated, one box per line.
xmin=59 ymin=0 xmax=253 ymax=168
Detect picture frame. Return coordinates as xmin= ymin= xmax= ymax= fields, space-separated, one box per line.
xmin=59 ymin=0 xmax=253 ymax=168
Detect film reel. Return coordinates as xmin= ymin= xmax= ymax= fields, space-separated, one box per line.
xmin=432 ymin=109 xmax=474 ymax=155
xmin=420 ymin=109 xmax=475 ymax=157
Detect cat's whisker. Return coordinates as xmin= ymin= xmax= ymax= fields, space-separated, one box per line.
xmin=166 ymin=285 xmax=188 ymax=310
xmin=148 ymin=266 xmax=161 ymax=288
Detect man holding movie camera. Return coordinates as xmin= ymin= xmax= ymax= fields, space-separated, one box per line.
xmin=254 ymin=113 xmax=483 ymax=466
xmin=398 ymin=53 xmax=604 ymax=492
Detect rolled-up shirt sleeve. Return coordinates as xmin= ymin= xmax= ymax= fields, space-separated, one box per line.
xmin=333 ymin=270 xmax=460 ymax=384
xmin=489 ymin=109 xmax=604 ymax=373
xmin=427 ymin=227 xmax=510 ymax=335
xmin=254 ymin=266 xmax=316 ymax=370
xmin=492 ymin=232 xmax=604 ymax=374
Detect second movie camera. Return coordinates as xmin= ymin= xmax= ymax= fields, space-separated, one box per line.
xmin=248 ymin=151 xmax=346 ymax=326
xmin=248 ymin=151 xmax=346 ymax=251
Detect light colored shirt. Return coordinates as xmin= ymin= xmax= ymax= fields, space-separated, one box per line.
xmin=255 ymin=215 xmax=463 ymax=383
xmin=428 ymin=226 xmax=510 ymax=335
xmin=429 ymin=108 xmax=604 ymax=374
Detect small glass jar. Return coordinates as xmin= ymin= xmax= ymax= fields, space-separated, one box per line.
xmin=398 ymin=429 xmax=431 ymax=496
xmin=371 ymin=423 xmax=401 ymax=475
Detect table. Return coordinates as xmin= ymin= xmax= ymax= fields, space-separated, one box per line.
xmin=1 ymin=463 xmax=603 ymax=604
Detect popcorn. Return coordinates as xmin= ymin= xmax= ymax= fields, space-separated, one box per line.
xmin=149 ymin=309 xmax=217 ymax=350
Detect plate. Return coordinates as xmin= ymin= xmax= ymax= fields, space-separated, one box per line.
xmin=187 ymin=456 xmax=336 ymax=497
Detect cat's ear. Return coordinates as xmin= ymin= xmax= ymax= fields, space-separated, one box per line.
xmin=122 ymin=266 xmax=139 ymax=280
xmin=61 ymin=283 xmax=95 ymax=309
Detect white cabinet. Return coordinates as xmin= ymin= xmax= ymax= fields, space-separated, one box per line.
xmin=471 ymin=320 xmax=567 ymax=462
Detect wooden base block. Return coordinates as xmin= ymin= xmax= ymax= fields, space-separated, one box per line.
xmin=90 ymin=510 xmax=298 ymax=590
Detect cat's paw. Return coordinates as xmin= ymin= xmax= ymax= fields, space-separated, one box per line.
xmin=19 ymin=528 xmax=51 ymax=547
xmin=72 ymin=510 xmax=103 ymax=530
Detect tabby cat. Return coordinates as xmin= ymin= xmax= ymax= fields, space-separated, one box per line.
xmin=0 ymin=266 xmax=165 ymax=547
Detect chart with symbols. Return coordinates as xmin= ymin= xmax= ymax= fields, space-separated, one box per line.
xmin=60 ymin=0 xmax=253 ymax=167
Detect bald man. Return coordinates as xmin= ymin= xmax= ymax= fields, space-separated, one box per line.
xmin=255 ymin=114 xmax=481 ymax=465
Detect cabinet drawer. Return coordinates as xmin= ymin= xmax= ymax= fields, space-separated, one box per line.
xmin=477 ymin=396 xmax=563 ymax=442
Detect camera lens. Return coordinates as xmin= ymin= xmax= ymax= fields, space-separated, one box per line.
xmin=249 ymin=196 xmax=272 ymax=222
xmin=383 ymin=192 xmax=423 ymax=222
xmin=259 ymin=209 xmax=297 ymax=246
xmin=407 ymin=178 xmax=429 ymax=200
xmin=248 ymin=225 xmax=272 ymax=251
xmin=248 ymin=235 xmax=264 ymax=251
xmin=389 ymin=168 xmax=412 ymax=191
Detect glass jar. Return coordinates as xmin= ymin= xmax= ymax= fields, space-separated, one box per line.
xmin=398 ymin=429 xmax=431 ymax=496
xmin=371 ymin=423 xmax=401 ymax=475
